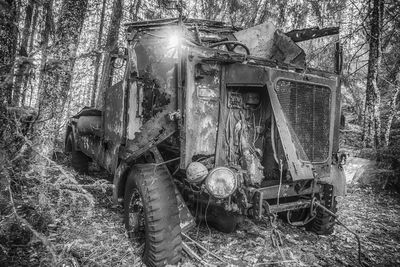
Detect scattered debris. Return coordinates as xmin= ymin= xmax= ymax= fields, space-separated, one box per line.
xmin=3 ymin=155 xmax=400 ymax=266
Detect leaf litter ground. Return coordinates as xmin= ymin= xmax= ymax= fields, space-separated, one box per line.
xmin=46 ymin=161 xmax=400 ymax=267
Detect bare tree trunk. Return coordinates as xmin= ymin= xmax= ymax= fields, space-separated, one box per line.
xmin=0 ymin=0 xmax=19 ymax=106
xmin=245 ymin=0 xmax=260 ymax=27
xmin=363 ymin=0 xmax=384 ymax=148
xmin=256 ymin=0 xmax=269 ymax=25
xmin=28 ymin=4 xmax=39 ymax=54
xmin=36 ymin=0 xmax=54 ymax=109
xmin=95 ymin=0 xmax=124 ymax=108
xmin=385 ymin=80 xmax=400 ymax=147
xmin=36 ymin=0 xmax=88 ymax=156
xmin=21 ymin=2 xmax=39 ymax=106
xmin=276 ymin=1 xmax=288 ymax=28
xmin=90 ymin=0 xmax=107 ymax=107
xmin=105 ymin=0 xmax=124 ymax=52
xmin=12 ymin=0 xmax=35 ymax=106
xmin=0 ymin=0 xmax=18 ymax=205
xmin=129 ymin=0 xmax=141 ymax=21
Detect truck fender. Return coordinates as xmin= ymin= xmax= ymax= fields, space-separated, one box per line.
xmin=320 ymin=165 xmax=346 ymax=196
xmin=113 ymin=161 xmax=130 ymax=205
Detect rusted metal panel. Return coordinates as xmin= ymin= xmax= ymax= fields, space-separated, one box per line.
xmin=233 ymin=22 xmax=305 ymax=68
xmin=123 ymin=32 xmax=178 ymax=162
xmin=125 ymin=41 xmax=142 ymax=141
xmin=233 ymin=22 xmax=276 ymax=57
xmin=258 ymin=182 xmax=321 ymax=200
xmin=126 ymin=81 xmax=142 ymax=140
xmin=183 ymin=59 xmax=221 ymax=168
xmin=267 ymin=199 xmax=312 ymax=214
xmin=270 ymin=31 xmax=305 ymax=68
xmin=215 ymin=66 xmax=227 ymax=166
xmin=77 ymin=134 xmax=119 ymax=172
xmin=104 ymin=81 xmax=125 ymax=143
xmin=285 ymin=26 xmax=339 ymax=43
xmin=122 ymin=110 xmax=176 ymax=162
xmin=224 ymin=63 xmax=267 ymax=85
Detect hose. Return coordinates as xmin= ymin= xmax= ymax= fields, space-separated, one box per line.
xmin=208 ymin=41 xmax=250 ymax=55
xmin=271 ymin=116 xmax=279 ymax=164
xmin=314 ymin=202 xmax=368 ymax=267
xmin=276 ymin=159 xmax=283 ymax=206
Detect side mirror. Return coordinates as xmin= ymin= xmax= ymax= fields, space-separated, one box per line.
xmin=335 ymin=42 xmax=343 ymax=75
xmin=111 ymin=47 xmax=127 ymax=69
xmin=112 ymin=57 xmax=125 ymax=69
xmin=340 ymin=113 xmax=345 ymax=129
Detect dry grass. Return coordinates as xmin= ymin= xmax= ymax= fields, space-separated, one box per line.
xmin=1 ymin=141 xmax=142 ymax=266
xmin=2 ymin=122 xmax=400 ymax=267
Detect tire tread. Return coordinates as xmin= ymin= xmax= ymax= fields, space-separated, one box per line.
xmin=124 ymin=164 xmax=182 ymax=267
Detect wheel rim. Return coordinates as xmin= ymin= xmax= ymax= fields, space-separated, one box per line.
xmin=127 ymin=189 xmax=145 ymax=240
xmin=287 ymin=208 xmax=308 ymax=222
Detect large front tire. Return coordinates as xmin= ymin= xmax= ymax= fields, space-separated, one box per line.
xmin=307 ymin=185 xmax=337 ymax=235
xmin=124 ymin=164 xmax=182 ymax=266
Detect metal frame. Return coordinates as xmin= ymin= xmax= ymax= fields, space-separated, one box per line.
xmin=273 ymin=77 xmax=334 ymax=164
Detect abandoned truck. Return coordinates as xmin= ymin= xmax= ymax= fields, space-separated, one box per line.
xmin=65 ymin=17 xmax=346 ymax=266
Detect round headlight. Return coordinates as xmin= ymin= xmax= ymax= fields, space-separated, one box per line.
xmin=205 ymin=167 xmax=237 ymax=199
xmin=186 ymin=162 xmax=208 ymax=183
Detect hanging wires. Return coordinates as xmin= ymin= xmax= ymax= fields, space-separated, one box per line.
xmin=277 ymin=159 xmax=283 ymax=206
xmin=271 ymin=115 xmax=279 ymax=164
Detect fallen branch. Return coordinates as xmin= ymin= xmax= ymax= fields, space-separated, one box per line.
xmin=182 ymin=232 xmax=225 ymax=262
xmin=182 ymin=241 xmax=209 ymax=265
xmin=254 ymin=259 xmax=298 ymax=266
xmin=4 ymin=157 xmax=59 ymax=264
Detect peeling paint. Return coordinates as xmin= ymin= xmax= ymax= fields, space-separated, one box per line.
xmin=183 ymin=61 xmax=221 ymax=167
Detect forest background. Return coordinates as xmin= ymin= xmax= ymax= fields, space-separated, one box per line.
xmin=0 ymin=0 xmax=399 ymax=266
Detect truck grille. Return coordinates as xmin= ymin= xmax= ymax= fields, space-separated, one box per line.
xmin=276 ymin=80 xmax=331 ymax=162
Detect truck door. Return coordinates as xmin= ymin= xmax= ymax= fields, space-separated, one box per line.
xmin=103 ymin=54 xmax=127 ymax=145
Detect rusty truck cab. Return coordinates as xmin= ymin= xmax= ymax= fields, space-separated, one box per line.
xmin=67 ymin=17 xmax=345 ymax=234
xmin=116 ymin=18 xmax=345 ymax=222
xmin=65 ymin=17 xmax=346 ymax=265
